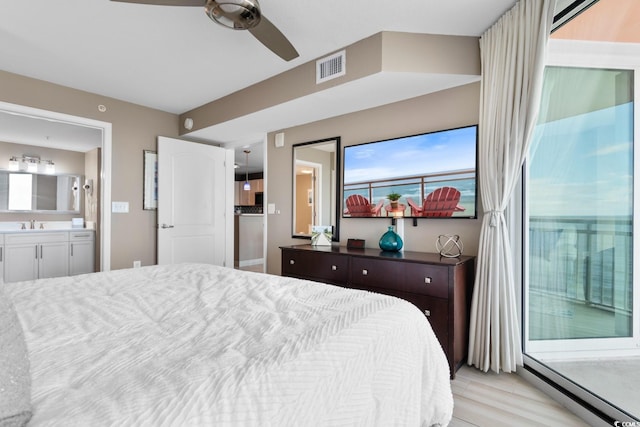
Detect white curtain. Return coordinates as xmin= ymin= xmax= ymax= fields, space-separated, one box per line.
xmin=468 ymin=0 xmax=556 ymax=373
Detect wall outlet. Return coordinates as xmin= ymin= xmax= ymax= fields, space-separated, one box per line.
xmin=133 ymin=260 xmax=141 ymax=268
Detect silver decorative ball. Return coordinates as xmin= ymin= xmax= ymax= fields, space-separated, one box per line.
xmin=436 ymin=234 xmax=463 ymax=258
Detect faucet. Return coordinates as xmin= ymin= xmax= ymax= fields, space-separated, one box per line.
xmin=30 ymin=219 xmax=36 ymax=230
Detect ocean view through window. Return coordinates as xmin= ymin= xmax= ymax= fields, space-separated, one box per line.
xmin=528 ymin=70 xmax=633 ymax=341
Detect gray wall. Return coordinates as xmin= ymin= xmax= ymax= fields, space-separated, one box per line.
xmin=0 ymin=70 xmax=179 ymax=270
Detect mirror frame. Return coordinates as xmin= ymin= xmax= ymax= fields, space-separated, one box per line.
xmin=143 ymin=150 xmax=158 ymax=210
xmin=292 ymin=136 xmax=341 ymax=242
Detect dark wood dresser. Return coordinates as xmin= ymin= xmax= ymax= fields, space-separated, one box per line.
xmin=280 ymin=244 xmax=475 ymax=378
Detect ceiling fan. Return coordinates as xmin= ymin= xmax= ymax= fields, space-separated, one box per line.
xmin=110 ymin=0 xmax=299 ymax=61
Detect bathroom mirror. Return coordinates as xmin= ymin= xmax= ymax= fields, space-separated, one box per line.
xmin=292 ymin=137 xmax=340 ymax=241
xmin=0 ymin=170 xmax=82 ymax=213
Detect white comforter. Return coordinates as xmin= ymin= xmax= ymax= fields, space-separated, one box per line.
xmin=7 ymin=263 xmax=453 ymax=426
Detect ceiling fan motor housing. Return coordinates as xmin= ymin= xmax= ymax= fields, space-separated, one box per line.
xmin=205 ymin=0 xmax=261 ymax=30
xmin=108 ymin=0 xmax=297 ymax=61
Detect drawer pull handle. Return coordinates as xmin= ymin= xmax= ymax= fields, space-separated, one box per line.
xmin=331 ymin=265 xmax=337 ymax=271
xmin=424 ymin=310 xmax=431 ymax=317
xmin=424 ymin=277 xmax=432 ymax=284
xmin=289 ymin=260 xmax=295 ymax=265
xmin=362 ymin=269 xmax=368 ymax=276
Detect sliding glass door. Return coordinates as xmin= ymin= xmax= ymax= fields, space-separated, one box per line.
xmin=527 ymin=65 xmax=635 ymax=352
xmin=523 ymin=0 xmax=639 ymax=421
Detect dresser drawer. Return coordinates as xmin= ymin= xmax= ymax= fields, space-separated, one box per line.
xmin=412 ymin=294 xmax=450 ymax=358
xmin=369 ymin=288 xmax=450 ymax=357
xmin=389 ymin=292 xmax=453 ymax=356
xmin=281 ymin=249 xmax=349 ymax=284
xmin=350 ymin=257 xmax=404 ymax=290
xmin=403 ymin=263 xmax=449 ymax=298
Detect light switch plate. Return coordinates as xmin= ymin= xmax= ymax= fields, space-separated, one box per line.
xmin=267 ymin=203 xmax=276 ymax=214
xmin=112 ymin=201 xmax=129 ymax=213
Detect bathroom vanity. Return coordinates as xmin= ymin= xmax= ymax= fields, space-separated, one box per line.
xmin=0 ymin=227 xmax=94 ymax=283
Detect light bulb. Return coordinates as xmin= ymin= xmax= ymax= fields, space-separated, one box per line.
xmin=27 ymin=160 xmax=38 ymax=173
xmin=45 ymin=161 xmax=55 ymax=174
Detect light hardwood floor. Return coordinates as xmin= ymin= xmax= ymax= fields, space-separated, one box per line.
xmin=450 ymin=365 xmax=591 ymax=426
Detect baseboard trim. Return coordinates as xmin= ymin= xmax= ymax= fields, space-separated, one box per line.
xmin=239 ymin=258 xmax=264 ymax=267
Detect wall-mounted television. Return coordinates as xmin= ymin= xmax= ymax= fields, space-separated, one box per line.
xmin=342 ymin=125 xmax=478 ymax=219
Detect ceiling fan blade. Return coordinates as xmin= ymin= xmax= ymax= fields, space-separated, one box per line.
xmin=110 ymin=0 xmax=206 ymax=6
xmin=248 ymin=16 xmax=299 ymax=61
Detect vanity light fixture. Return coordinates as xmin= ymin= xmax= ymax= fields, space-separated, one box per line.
xmin=243 ymin=150 xmax=251 ymax=191
xmin=8 ymin=155 xmax=56 ymax=174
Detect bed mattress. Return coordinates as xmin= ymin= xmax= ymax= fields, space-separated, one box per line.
xmin=6 ymin=263 xmax=453 ymax=426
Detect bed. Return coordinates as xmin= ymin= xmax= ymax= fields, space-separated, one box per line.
xmin=1 ymin=263 xmax=453 ymax=426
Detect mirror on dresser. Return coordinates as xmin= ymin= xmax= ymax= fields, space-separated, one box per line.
xmin=292 ymin=137 xmax=341 ymax=242
xmin=0 ymin=170 xmax=82 ymax=213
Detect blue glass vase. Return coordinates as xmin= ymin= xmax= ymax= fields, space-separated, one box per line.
xmin=379 ymin=226 xmax=403 ymax=252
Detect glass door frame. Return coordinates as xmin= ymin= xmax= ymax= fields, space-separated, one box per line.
xmin=523 ymin=38 xmax=640 ymax=359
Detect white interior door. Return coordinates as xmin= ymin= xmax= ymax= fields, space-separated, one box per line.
xmin=157 ymin=136 xmax=233 ymax=267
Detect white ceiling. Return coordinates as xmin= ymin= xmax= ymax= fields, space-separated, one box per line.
xmin=0 ymin=109 xmax=103 ymax=152
xmin=0 ymin=0 xmax=518 ymax=172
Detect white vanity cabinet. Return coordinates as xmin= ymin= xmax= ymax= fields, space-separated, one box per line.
xmin=4 ymin=232 xmax=70 ymax=283
xmin=69 ymin=231 xmax=95 ymax=275
xmin=1 ymin=230 xmax=96 ymax=283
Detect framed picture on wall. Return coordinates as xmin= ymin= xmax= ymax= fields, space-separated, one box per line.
xmin=143 ymin=150 xmax=158 ymax=210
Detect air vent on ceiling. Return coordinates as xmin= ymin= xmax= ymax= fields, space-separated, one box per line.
xmin=316 ymin=50 xmax=346 ymax=84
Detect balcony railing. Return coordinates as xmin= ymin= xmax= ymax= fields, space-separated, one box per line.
xmin=529 ymin=216 xmax=633 ymax=313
